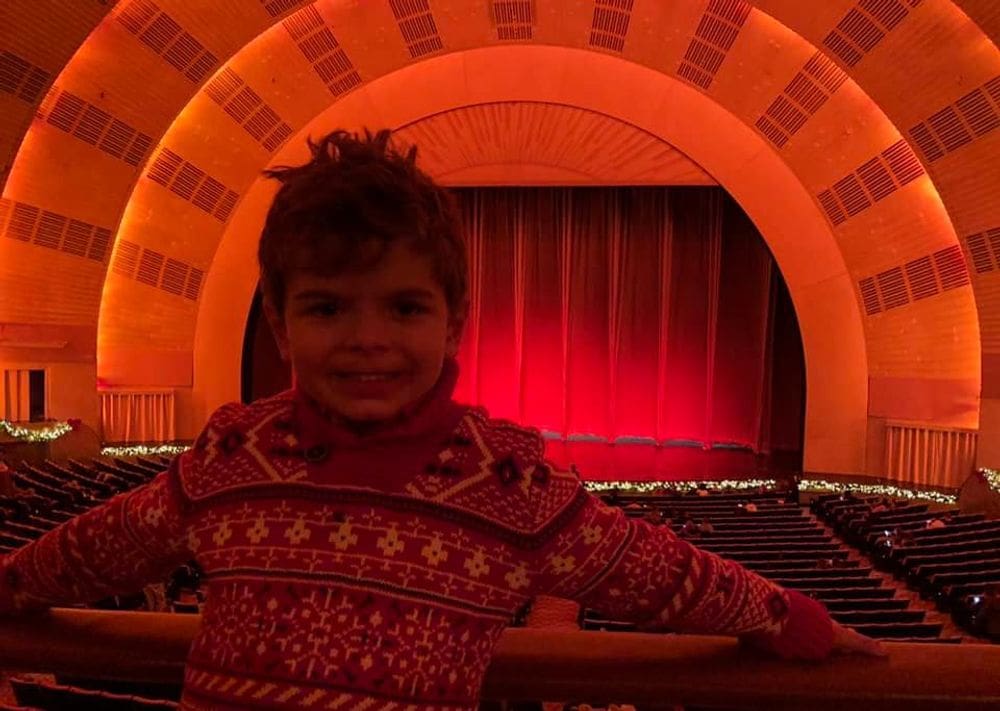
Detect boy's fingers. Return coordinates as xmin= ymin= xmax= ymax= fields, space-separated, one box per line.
xmin=832 ymin=624 xmax=888 ymax=657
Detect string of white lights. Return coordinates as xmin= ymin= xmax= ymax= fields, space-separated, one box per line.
xmin=100 ymin=444 xmax=190 ymax=457
xmin=580 ymin=477 xmax=958 ymax=504
xmin=583 ymin=479 xmax=776 ymax=494
xmin=0 ymin=420 xmax=74 ymax=442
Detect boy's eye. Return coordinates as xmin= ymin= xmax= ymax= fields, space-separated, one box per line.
xmin=308 ymin=302 xmax=340 ymax=316
xmin=395 ymin=301 xmax=428 ymax=317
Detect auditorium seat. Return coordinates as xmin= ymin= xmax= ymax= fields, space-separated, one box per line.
xmin=740 ymin=559 xmax=861 ymax=571
xmin=11 ymin=677 xmax=178 ymax=710
xmin=846 ymin=622 xmax=943 ymax=639
xmin=593 ymin=488 xmax=966 ymax=643
xmin=829 ymin=609 xmax=927 ymax=625
xmin=822 ymin=598 xmax=910 ymax=612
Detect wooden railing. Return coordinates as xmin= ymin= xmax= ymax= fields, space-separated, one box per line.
xmin=1 ymin=609 xmax=999 ymax=710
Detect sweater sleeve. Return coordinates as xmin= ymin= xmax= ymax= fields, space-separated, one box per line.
xmin=530 ymin=484 xmax=834 ymax=660
xmin=0 ymin=459 xmax=194 ymax=614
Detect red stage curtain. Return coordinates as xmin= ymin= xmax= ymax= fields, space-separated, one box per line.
xmin=452 ymin=187 xmax=802 ymax=453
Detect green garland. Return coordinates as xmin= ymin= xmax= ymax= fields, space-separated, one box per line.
xmin=978 ymin=468 xmax=1000 ymax=492
xmin=581 ymin=477 xmax=956 ymax=504
xmin=100 ymin=444 xmax=190 ymax=457
xmin=583 ymin=479 xmax=776 ymax=494
xmin=0 ymin=420 xmax=74 ymax=442
xmin=799 ymin=478 xmax=956 ymax=504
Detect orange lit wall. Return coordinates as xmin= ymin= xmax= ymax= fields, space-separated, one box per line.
xmin=1 ymin=0 xmax=998 ymax=478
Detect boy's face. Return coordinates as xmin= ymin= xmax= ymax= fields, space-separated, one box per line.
xmin=266 ymin=241 xmax=461 ymax=425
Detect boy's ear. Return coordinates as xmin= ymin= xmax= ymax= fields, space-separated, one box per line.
xmin=263 ymin=298 xmax=291 ymax=362
xmin=444 ymin=317 xmax=463 ymax=358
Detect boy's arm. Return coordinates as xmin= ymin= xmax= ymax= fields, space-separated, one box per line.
xmin=0 ymin=460 xmax=193 ymax=613
xmin=531 ymin=485 xmax=834 ymax=659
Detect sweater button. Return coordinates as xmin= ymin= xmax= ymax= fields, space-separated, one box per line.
xmin=305 ymin=445 xmax=329 ymax=462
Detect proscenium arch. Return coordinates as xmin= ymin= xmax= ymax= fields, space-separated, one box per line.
xmin=0 ymin=0 xmax=990 ymax=476
xmin=190 ymin=45 xmax=870 ymax=474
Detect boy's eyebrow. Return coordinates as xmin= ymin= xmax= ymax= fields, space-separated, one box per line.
xmin=291 ymin=289 xmax=343 ymax=302
xmin=389 ymin=288 xmax=436 ymax=300
xmin=290 ymin=287 xmax=436 ymax=301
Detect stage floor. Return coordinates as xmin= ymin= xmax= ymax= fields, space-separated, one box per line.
xmin=543 ymin=441 xmax=771 ymax=481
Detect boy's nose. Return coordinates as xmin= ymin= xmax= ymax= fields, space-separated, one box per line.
xmin=343 ymin=312 xmax=392 ymax=349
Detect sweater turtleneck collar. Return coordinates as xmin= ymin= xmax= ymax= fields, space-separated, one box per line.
xmin=293 ymin=357 xmax=466 ymax=452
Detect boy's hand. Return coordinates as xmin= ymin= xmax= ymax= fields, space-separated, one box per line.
xmin=831 ymin=621 xmax=888 ymax=657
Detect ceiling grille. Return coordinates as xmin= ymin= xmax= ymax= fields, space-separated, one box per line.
xmin=0 ymin=51 xmax=51 ymax=103
xmin=589 ymin=0 xmax=634 ymax=53
xmin=857 ymin=244 xmax=971 ymax=317
xmin=816 ymin=140 xmax=925 ymax=226
xmin=146 ymin=148 xmax=240 ymax=222
xmin=204 ymin=68 xmax=294 ymax=153
xmin=754 ymin=52 xmax=847 ymax=148
xmin=909 ymin=76 xmax=1000 ymax=162
xmin=116 ymin=0 xmax=218 ymax=83
xmin=46 ymin=89 xmax=153 ymax=166
xmin=389 ymin=0 xmax=444 ymax=58
xmin=1 ymin=199 xmax=112 ymax=263
xmin=677 ymin=0 xmax=751 ymax=90
xmin=491 ymin=1 xmax=533 ymax=40
xmin=282 ymin=5 xmax=362 ymax=97
xmin=823 ymin=0 xmax=917 ymax=67
xmin=113 ymin=240 xmax=205 ymax=301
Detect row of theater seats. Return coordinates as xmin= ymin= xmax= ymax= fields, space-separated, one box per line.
xmin=0 ymin=455 xmax=192 ymax=709
xmin=0 ymin=457 xmax=161 ymax=553
xmin=586 ymin=490 xmax=961 ymax=643
xmin=814 ymin=493 xmax=1000 ymax=641
xmin=0 ymin=454 xmax=205 ymax=615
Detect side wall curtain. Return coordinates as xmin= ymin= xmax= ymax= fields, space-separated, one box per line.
xmin=100 ymin=390 xmax=176 ymax=444
xmin=1 ymin=370 xmax=31 ymax=421
xmin=885 ymin=423 xmax=978 ymax=488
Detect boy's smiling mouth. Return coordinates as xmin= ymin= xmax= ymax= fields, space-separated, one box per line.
xmin=333 ymin=371 xmax=405 ymax=382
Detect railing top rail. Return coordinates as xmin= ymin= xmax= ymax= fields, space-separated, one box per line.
xmin=1 ymin=609 xmax=998 ymax=710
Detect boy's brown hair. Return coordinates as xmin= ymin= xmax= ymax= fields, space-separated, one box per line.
xmin=258 ymin=129 xmax=468 ymax=332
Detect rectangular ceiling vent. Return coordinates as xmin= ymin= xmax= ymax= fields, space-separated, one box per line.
xmin=908 ymin=77 xmax=1000 ymax=162
xmin=858 ymin=277 xmax=881 ymax=315
xmin=0 ymin=50 xmax=51 ymax=104
xmin=204 ymin=69 xmax=294 ymax=153
xmin=964 ymin=228 xmax=1000 ymax=274
xmin=260 ymin=0 xmax=306 ymax=18
xmin=282 ymin=5 xmax=362 ymax=97
xmin=2 ymin=199 xmax=111 ymax=263
xmin=589 ymin=0 xmax=634 ymax=53
xmin=822 ymin=0 xmax=916 ymax=67
xmin=816 ymin=140 xmax=925 ymax=227
xmin=136 ymin=249 xmax=165 ymax=286
xmin=146 ymin=148 xmax=240 ymax=222
xmin=858 ymin=243 xmax=972 ymax=318
xmin=44 ymin=88 xmax=153 ymax=167
xmin=904 ymin=255 xmax=938 ymax=300
xmin=113 ymin=240 xmax=204 ymax=301
xmin=389 ymin=0 xmax=444 ymax=58
xmin=113 ymin=240 xmax=142 ymax=278
xmin=875 ymin=266 xmax=909 ymax=310
xmin=677 ymin=0 xmax=751 ymax=91
xmin=116 ymin=0 xmax=218 ymax=83
xmin=491 ymin=1 xmax=533 ymax=40
xmin=933 ymin=244 xmax=970 ymax=290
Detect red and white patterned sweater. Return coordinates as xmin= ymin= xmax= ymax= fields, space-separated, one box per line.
xmin=0 ymin=364 xmax=833 ymax=710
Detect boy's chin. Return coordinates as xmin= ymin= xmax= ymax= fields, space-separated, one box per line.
xmin=331 ymin=400 xmax=406 ymax=425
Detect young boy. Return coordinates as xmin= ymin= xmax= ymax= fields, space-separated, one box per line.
xmin=0 ymin=129 xmax=883 ymax=710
